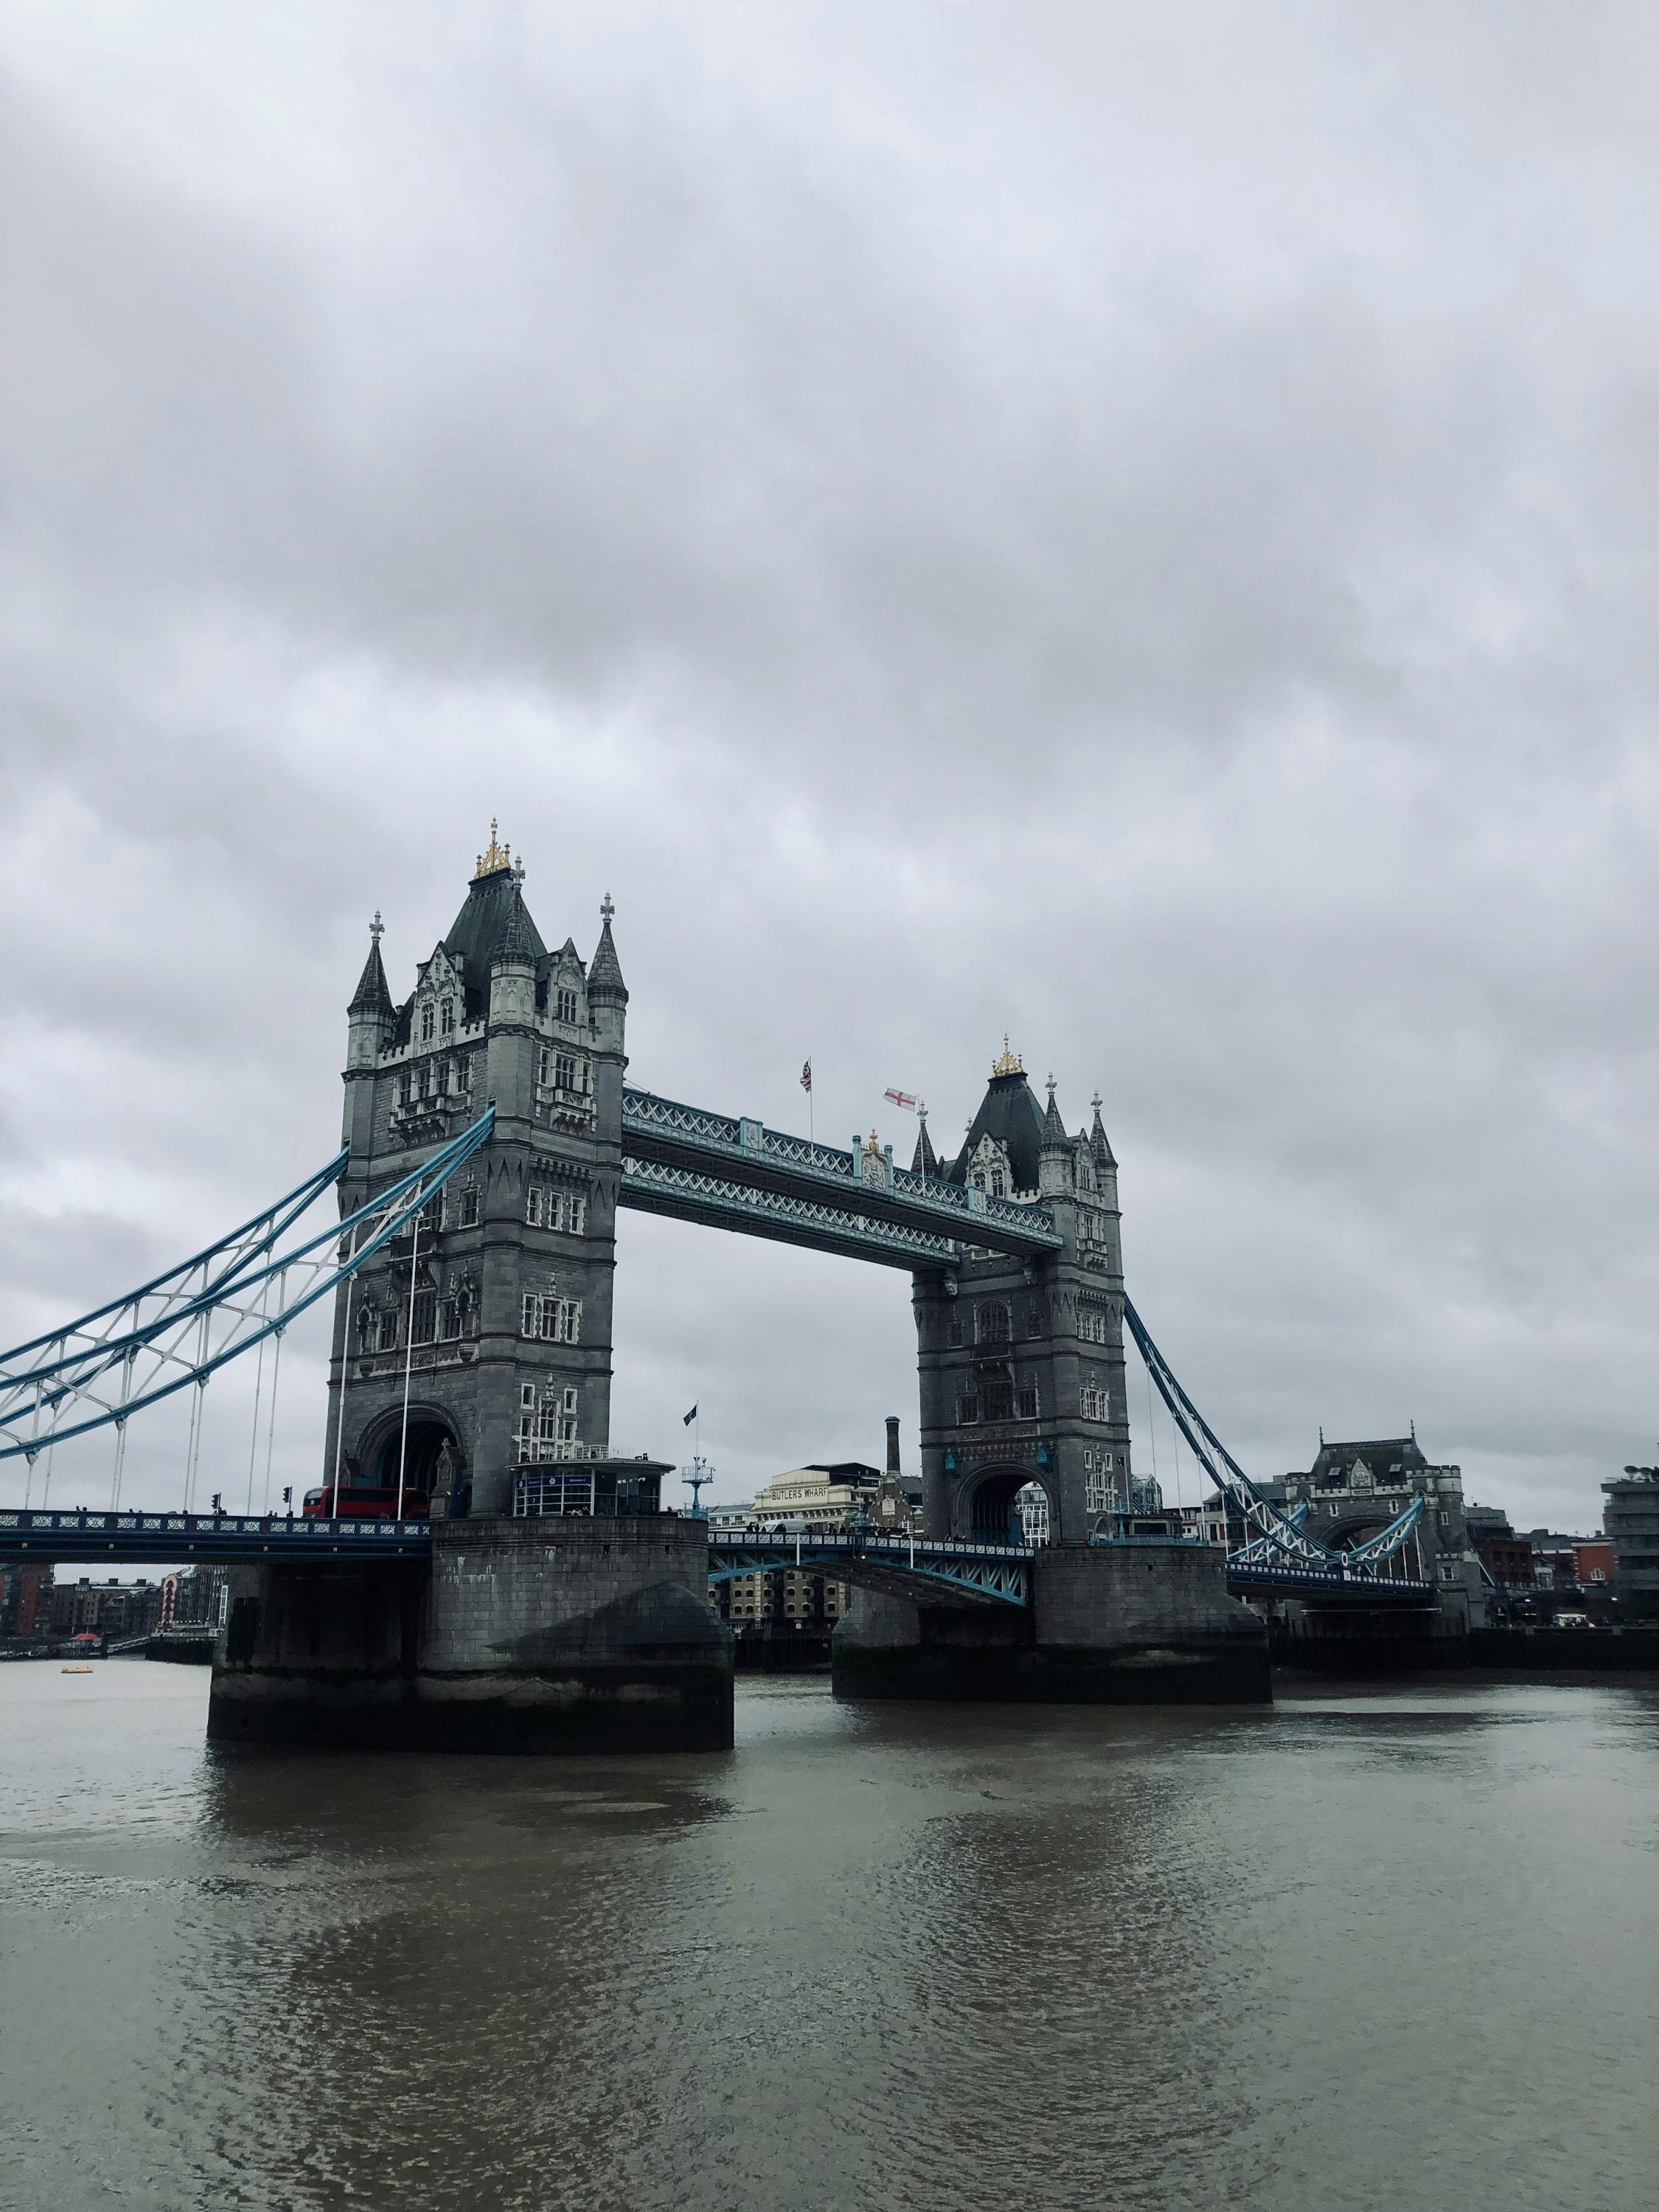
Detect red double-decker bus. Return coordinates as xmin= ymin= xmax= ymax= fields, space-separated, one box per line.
xmin=302 ymin=1484 xmax=429 ymax=1520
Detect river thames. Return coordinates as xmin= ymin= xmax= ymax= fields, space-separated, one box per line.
xmin=3 ymin=1666 xmax=1655 ymax=2211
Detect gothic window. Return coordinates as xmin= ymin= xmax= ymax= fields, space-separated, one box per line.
xmin=419 ymin=1062 xmax=433 ymax=1100
xmin=398 ymin=1071 xmax=411 ymax=1108
xmin=1018 ymin=1385 xmax=1037 ymax=1420
xmin=948 ymin=1317 xmax=963 ymax=1347
xmin=441 ymin=1298 xmax=462 ymax=1340
xmin=378 ymin=1308 xmax=400 ymax=1352
xmin=959 ymin=1393 xmax=979 ymax=1425
xmin=460 ymin=1186 xmax=479 ymax=1228
xmin=989 ymin=1170 xmax=1005 ymax=1198
xmin=554 ymin=1051 xmax=577 ymax=1091
xmin=538 ymin=1048 xmax=550 ymax=1086
xmin=982 ymin=1354 xmax=1022 ymax=1425
xmin=978 ymin=1304 xmax=1010 ymax=1346
xmin=440 ymin=998 xmax=455 ymax=1034
xmin=461 ymin=1055 xmax=473 ymax=1090
xmin=411 ymin=1290 xmax=437 ymax=1345
xmin=420 ymin=1004 xmax=435 ymax=1043
xmin=526 ymin=1187 xmax=545 ymax=1228
xmin=971 ymin=1170 xmax=985 ymax=1192
xmin=556 ymin=987 xmax=578 ymax=1023
xmin=1078 ymin=1306 xmax=1108 ymax=1346
xmin=521 ymin=1293 xmax=582 ymax=1343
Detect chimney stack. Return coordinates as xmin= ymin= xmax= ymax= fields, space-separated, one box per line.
xmin=885 ymin=1416 xmax=901 ymax=1475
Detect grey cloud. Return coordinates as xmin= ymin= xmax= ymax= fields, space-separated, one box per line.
xmin=1 ymin=2 xmax=1654 ymax=1523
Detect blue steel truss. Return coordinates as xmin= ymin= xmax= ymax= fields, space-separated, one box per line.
xmin=707 ymin=1528 xmax=1031 ymax=1605
xmin=619 ymin=1155 xmax=966 ymax=1271
xmin=1121 ymin=1297 xmax=1433 ymax=1598
xmin=0 ymin=1111 xmax=495 ymax=1464
xmin=621 ymin=1087 xmax=1062 ymax=1262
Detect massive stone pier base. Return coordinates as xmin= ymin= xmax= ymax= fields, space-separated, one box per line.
xmin=207 ymin=1517 xmax=734 ymax=1753
xmin=832 ymin=1541 xmax=1271 ymax=1706
xmin=1267 ymin=1600 xmax=1471 ymax=1676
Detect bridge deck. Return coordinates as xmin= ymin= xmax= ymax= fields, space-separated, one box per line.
xmin=620 ymin=1087 xmax=1062 ymax=1266
xmin=0 ymin=1509 xmax=432 ymax=1565
xmin=1 ymin=1509 xmax=1433 ymax=1610
xmin=1226 ymin=1561 xmax=1436 ymax=1604
xmin=709 ymin=1530 xmax=1032 ymax=1606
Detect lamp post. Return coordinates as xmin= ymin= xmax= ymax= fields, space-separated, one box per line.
xmin=681 ymin=1457 xmax=713 ymax=1516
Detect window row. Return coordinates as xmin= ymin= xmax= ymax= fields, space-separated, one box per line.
xmin=522 ymin=1293 xmax=582 ymax=1343
xmin=554 ymin=986 xmax=580 ymax=1024
xmin=536 ymin=1048 xmax=591 ymax=1093
xmin=397 ymin=1055 xmax=473 ymax=1107
xmin=1077 ymin=1306 xmax=1110 ymax=1346
xmin=418 ymin=996 xmax=459 ymax=1043
xmin=526 ymin=1186 xmax=586 ymax=1234
xmin=1080 ymin=1384 xmax=1111 ymax=1421
xmin=957 ymin=1382 xmax=1040 ymax=1424
xmin=360 ymin=1293 xmax=470 ymax=1352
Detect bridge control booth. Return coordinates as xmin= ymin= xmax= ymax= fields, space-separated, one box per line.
xmin=1 ymin=835 xmax=1450 ymax=1755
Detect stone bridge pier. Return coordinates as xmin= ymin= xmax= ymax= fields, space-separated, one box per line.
xmin=832 ymin=1542 xmax=1270 ymax=1706
xmin=207 ymin=1518 xmax=734 ymax=1753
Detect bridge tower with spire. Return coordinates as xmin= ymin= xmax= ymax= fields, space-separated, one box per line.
xmin=327 ymin=827 xmax=639 ymax=1516
xmin=912 ymin=1043 xmax=1133 ymax=1545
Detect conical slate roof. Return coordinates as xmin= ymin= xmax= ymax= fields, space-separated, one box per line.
xmin=588 ymin=900 xmax=627 ymax=1004
xmin=1090 ymin=1097 xmax=1116 ymax=1169
xmin=442 ymin=866 xmax=548 ymax=1017
xmin=348 ymin=924 xmax=394 ymax=1020
xmin=493 ymin=887 xmax=538 ymax=967
xmin=947 ymin=1067 xmax=1047 ymax=1191
xmin=1041 ymin=1085 xmax=1068 ymax=1145
xmin=911 ymin=1119 xmax=939 ymax=1177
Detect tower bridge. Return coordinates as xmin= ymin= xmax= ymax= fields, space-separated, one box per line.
xmin=0 ymin=832 xmax=1467 ymax=1753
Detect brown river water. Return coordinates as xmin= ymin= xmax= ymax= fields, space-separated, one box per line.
xmin=2 ymin=1664 xmax=1656 ymax=2212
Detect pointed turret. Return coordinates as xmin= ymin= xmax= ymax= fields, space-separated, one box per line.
xmin=348 ymin=913 xmax=394 ymax=1020
xmin=492 ymin=886 xmax=537 ymax=970
xmin=1037 ymin=1074 xmax=1074 ymax=1196
xmin=588 ymin=892 xmax=627 ymax=1006
xmin=1089 ymin=1091 xmax=1117 ymax=1170
xmin=1041 ymin=1075 xmax=1068 ymax=1147
xmin=487 ymin=877 xmax=538 ymax=1042
xmin=343 ymin=912 xmax=395 ymax=1148
xmin=911 ymin=1114 xmax=939 ymax=1178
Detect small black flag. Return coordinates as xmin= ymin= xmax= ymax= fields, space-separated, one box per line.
xmin=683 ymin=1404 xmax=698 ymax=1425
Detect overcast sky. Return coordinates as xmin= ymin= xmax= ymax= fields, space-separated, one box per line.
xmin=1 ymin=1 xmax=1654 ymax=1530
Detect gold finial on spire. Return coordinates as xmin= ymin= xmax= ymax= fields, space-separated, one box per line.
xmin=474 ymin=819 xmax=512 ymax=878
xmin=992 ymin=1034 xmax=1024 ymax=1077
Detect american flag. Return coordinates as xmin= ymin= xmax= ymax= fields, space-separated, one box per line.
xmin=800 ymin=1059 xmax=813 ymax=1093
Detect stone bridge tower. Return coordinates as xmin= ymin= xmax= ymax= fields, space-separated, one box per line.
xmin=325 ymin=829 xmax=633 ymax=1517
xmin=912 ymin=1044 xmax=1133 ymax=1545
